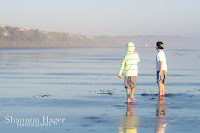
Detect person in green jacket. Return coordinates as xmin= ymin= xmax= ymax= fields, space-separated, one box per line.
xmin=118 ymin=42 xmax=140 ymax=103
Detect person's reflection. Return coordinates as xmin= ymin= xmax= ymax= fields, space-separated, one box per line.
xmin=118 ymin=103 xmax=139 ymax=133
xmin=156 ymin=96 xmax=168 ymax=133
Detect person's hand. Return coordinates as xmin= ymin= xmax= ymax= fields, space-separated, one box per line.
xmin=159 ymin=71 xmax=162 ymax=76
xmin=118 ymin=76 xmax=122 ymax=79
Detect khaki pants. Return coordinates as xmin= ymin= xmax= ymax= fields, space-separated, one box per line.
xmin=157 ymin=70 xmax=167 ymax=84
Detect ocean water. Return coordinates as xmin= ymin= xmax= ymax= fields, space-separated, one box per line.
xmin=0 ymin=47 xmax=199 ymax=98
xmin=0 ymin=47 xmax=200 ymax=133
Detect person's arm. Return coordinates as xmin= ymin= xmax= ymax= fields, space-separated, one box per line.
xmin=158 ymin=52 xmax=165 ymax=76
xmin=118 ymin=56 xmax=126 ymax=79
xmin=137 ymin=54 xmax=140 ymax=62
xmin=159 ymin=61 xmax=163 ymax=76
xmin=134 ymin=51 xmax=140 ymax=62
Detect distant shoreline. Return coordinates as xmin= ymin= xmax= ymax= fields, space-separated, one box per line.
xmin=0 ymin=25 xmax=198 ymax=48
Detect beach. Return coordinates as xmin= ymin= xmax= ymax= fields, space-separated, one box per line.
xmin=0 ymin=47 xmax=200 ymax=133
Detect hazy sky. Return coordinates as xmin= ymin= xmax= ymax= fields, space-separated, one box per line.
xmin=0 ymin=0 xmax=199 ymax=37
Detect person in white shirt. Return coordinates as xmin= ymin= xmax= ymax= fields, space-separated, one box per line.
xmin=156 ymin=41 xmax=167 ymax=96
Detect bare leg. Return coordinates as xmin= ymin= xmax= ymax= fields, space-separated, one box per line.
xmin=158 ymin=83 xmax=162 ymax=96
xmin=162 ymin=84 xmax=165 ymax=96
xmin=127 ymin=89 xmax=131 ymax=102
xmin=131 ymin=89 xmax=136 ymax=101
xmin=158 ymin=83 xmax=165 ymax=96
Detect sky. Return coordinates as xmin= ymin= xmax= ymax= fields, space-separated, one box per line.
xmin=0 ymin=0 xmax=200 ymax=37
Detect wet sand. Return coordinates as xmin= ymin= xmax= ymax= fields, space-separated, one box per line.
xmin=0 ymin=93 xmax=200 ymax=133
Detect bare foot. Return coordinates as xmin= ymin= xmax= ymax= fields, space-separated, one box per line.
xmin=127 ymin=98 xmax=131 ymax=103
xmin=127 ymin=99 xmax=131 ymax=102
xmin=159 ymin=94 xmax=165 ymax=97
xmin=131 ymin=97 xmax=136 ymax=101
xmin=159 ymin=96 xmax=165 ymax=100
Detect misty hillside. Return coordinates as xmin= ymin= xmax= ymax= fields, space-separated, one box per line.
xmin=0 ymin=25 xmax=197 ymax=48
xmin=0 ymin=25 xmax=100 ymax=48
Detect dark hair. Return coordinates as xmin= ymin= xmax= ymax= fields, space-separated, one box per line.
xmin=156 ymin=41 xmax=164 ymax=49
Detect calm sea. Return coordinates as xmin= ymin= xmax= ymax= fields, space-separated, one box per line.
xmin=0 ymin=47 xmax=199 ymax=98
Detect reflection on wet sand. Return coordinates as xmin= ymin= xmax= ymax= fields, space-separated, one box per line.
xmin=156 ymin=96 xmax=168 ymax=133
xmin=118 ymin=103 xmax=139 ymax=133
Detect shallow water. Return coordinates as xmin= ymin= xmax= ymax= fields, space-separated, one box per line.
xmin=0 ymin=47 xmax=199 ymax=98
xmin=0 ymin=47 xmax=200 ymax=132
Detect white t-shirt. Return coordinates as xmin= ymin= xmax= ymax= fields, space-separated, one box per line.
xmin=156 ymin=50 xmax=167 ymax=71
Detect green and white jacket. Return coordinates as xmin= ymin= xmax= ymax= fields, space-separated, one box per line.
xmin=118 ymin=42 xmax=140 ymax=76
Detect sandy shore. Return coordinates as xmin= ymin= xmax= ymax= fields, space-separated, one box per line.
xmin=0 ymin=92 xmax=200 ymax=133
